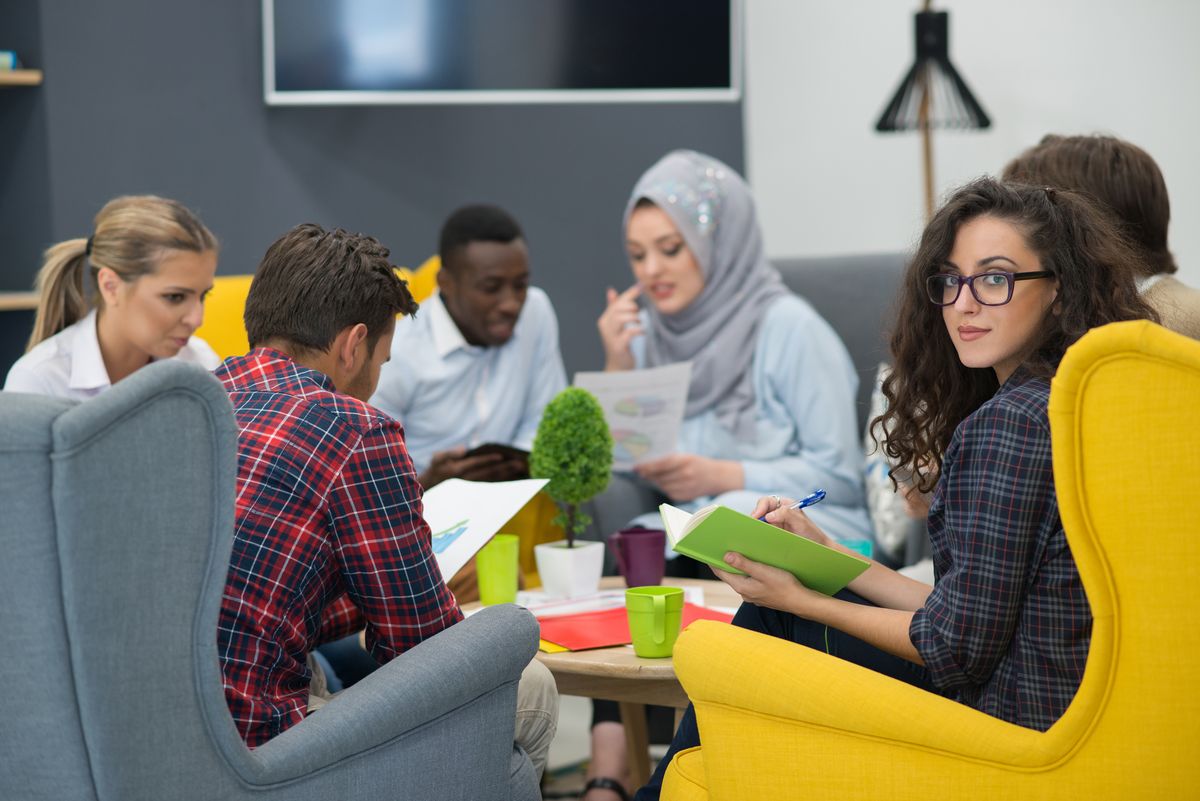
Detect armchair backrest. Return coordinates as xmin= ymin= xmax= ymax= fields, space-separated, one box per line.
xmin=774 ymin=253 xmax=908 ymax=432
xmin=0 ymin=391 xmax=93 ymax=797
xmin=0 ymin=361 xmax=244 ymax=799
xmin=1048 ymin=320 xmax=1200 ymax=778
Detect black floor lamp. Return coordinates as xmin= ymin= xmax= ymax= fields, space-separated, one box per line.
xmin=875 ymin=2 xmax=991 ymax=221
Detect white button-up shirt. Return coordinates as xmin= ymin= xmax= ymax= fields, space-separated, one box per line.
xmin=3 ymin=309 xmax=220 ymax=401
xmin=369 ymin=287 xmax=567 ymax=474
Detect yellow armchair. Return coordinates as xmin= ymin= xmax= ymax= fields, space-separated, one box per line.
xmin=194 ymin=274 xmax=254 ymax=360
xmin=664 ymin=320 xmax=1200 ymax=800
xmin=194 ymin=257 xmax=444 ymax=360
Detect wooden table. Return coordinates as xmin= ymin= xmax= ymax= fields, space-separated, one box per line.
xmin=532 ymin=576 xmax=740 ymax=786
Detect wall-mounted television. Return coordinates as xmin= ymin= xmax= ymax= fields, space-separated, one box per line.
xmin=263 ymin=0 xmax=740 ymax=105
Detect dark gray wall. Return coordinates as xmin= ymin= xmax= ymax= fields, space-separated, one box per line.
xmin=2 ymin=1 xmax=743 ymax=374
xmin=1 ymin=1 xmax=51 ymax=286
xmin=0 ymin=3 xmax=50 ymax=374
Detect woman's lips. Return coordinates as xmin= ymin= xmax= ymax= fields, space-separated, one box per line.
xmin=648 ymin=283 xmax=674 ymax=300
xmin=958 ymin=326 xmax=989 ymax=342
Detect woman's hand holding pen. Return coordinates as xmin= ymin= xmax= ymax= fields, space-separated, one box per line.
xmin=719 ymin=494 xmax=838 ymax=616
xmin=598 ymin=284 xmax=643 ymax=371
xmin=750 ymin=494 xmax=833 ymax=549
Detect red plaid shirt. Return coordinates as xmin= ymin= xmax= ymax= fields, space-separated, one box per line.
xmin=215 ymin=348 xmax=462 ymax=746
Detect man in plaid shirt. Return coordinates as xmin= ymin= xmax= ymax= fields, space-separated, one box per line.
xmin=213 ymin=224 xmax=556 ymax=774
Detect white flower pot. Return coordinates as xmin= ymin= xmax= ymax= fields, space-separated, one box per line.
xmin=534 ymin=540 xmax=605 ymax=599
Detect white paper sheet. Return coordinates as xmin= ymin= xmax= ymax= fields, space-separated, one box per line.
xmin=573 ymin=362 xmax=692 ymax=470
xmin=463 ymin=585 xmax=708 ymax=618
xmin=421 ymin=477 xmax=549 ymax=580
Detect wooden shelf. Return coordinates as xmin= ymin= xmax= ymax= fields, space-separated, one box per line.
xmin=0 ymin=292 xmax=38 ymax=311
xmin=0 ymin=69 xmax=43 ymax=86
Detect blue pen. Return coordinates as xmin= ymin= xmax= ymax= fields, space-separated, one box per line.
xmin=758 ymin=489 xmax=826 ymax=521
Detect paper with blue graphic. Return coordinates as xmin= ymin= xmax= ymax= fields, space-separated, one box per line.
xmin=573 ymin=362 xmax=691 ymax=470
xmin=422 ymin=477 xmax=549 ymax=580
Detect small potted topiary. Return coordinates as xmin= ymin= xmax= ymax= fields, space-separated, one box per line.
xmin=530 ymin=386 xmax=613 ymax=598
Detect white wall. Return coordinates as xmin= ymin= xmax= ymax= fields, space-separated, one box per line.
xmin=743 ymin=0 xmax=1200 ymax=288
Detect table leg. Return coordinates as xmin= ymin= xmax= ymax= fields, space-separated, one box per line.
xmin=619 ymin=701 xmax=651 ymax=787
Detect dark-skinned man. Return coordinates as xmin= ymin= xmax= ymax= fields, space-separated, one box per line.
xmin=371 ymin=204 xmax=567 ymax=489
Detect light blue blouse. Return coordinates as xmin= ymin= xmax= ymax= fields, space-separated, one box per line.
xmin=633 ymin=293 xmax=871 ymax=542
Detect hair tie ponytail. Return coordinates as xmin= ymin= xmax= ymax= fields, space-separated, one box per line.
xmin=27 ymin=196 xmax=217 ymax=353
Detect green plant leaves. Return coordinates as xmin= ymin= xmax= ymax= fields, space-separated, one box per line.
xmin=530 ymin=387 xmax=613 ymax=539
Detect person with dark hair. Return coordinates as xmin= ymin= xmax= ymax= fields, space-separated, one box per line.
xmin=632 ymin=178 xmax=1157 ymax=800
xmin=213 ymin=224 xmax=557 ymax=776
xmin=370 ymin=203 xmax=567 ymax=489
xmin=1004 ymin=134 xmax=1200 ymax=338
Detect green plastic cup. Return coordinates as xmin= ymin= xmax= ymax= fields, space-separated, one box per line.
xmin=625 ymin=586 xmax=684 ymax=658
xmin=477 ymin=534 xmax=520 ymax=605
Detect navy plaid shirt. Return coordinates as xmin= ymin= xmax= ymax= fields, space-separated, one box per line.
xmin=910 ymin=369 xmax=1092 ymax=731
xmin=215 ymin=348 xmax=461 ymax=746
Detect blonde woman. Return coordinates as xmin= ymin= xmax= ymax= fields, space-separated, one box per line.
xmin=4 ymin=195 xmax=220 ymax=398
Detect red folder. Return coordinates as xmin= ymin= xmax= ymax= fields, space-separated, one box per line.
xmin=536 ymin=603 xmax=734 ymax=652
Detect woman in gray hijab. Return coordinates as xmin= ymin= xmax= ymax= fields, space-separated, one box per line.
xmin=583 ymin=151 xmax=870 ymax=801
xmin=593 ymin=150 xmax=870 ymax=543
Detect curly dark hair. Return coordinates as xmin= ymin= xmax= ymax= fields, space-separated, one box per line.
xmin=875 ymin=177 xmax=1158 ymax=492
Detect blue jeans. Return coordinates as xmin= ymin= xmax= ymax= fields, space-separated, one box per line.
xmin=633 ymin=593 xmax=935 ymax=801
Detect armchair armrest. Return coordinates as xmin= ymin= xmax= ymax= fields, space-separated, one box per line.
xmin=675 ymin=621 xmax=1058 ymax=769
xmin=243 ymin=604 xmax=538 ymax=782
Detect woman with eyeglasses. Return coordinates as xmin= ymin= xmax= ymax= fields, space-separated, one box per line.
xmin=632 ymin=178 xmax=1157 ymax=801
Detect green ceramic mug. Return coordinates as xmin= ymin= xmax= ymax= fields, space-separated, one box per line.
xmin=477 ymin=534 xmax=520 ymax=605
xmin=625 ymin=586 xmax=684 ymax=658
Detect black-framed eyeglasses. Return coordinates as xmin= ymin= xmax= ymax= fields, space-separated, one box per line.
xmin=926 ymin=270 xmax=1054 ymax=306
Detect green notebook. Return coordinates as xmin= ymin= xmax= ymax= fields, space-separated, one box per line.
xmin=659 ymin=503 xmax=871 ymax=596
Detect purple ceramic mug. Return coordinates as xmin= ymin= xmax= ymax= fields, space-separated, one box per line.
xmin=608 ymin=528 xmax=667 ymax=588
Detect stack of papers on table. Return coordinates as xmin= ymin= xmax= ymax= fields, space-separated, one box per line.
xmin=534 ymin=598 xmax=733 ymax=653
xmin=463 ymin=586 xmax=736 ymax=652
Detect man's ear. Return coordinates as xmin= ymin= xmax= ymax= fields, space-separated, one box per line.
xmin=96 ymin=267 xmax=123 ymax=307
xmin=436 ymin=264 xmax=453 ymax=294
xmin=336 ymin=323 xmax=370 ymax=370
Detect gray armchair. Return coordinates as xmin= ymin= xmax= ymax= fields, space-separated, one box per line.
xmin=0 ymin=360 xmax=541 ymax=801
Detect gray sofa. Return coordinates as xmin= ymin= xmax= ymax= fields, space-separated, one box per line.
xmin=776 ymin=252 xmax=930 ymax=566
xmin=774 ymin=252 xmax=909 ymax=432
xmin=0 ymin=360 xmax=541 ymax=801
